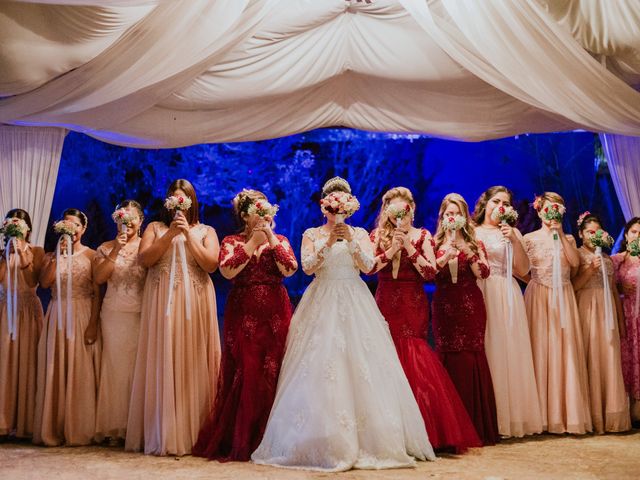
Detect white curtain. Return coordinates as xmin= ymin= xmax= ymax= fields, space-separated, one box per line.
xmin=0 ymin=126 xmax=67 ymax=246
xmin=599 ymin=133 xmax=640 ymax=222
xmin=1 ymin=1 xmax=640 ymax=147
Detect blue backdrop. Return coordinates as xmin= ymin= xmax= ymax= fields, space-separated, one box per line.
xmin=44 ymin=129 xmax=623 ymax=315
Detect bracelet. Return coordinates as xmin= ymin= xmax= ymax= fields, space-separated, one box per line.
xmin=20 ymin=262 xmax=33 ymax=270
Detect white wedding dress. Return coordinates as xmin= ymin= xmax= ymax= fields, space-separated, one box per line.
xmin=252 ymin=227 xmax=435 ymax=472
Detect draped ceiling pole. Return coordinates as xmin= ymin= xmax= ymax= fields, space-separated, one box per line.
xmin=0 ymin=126 xmax=66 ymax=246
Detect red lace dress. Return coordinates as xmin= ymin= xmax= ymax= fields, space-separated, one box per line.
xmin=431 ymin=245 xmax=499 ymax=445
xmin=193 ymin=234 xmax=296 ymax=461
xmin=372 ymin=228 xmax=481 ymax=452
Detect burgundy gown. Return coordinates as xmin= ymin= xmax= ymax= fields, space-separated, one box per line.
xmin=372 ymin=228 xmax=482 ymax=452
xmin=193 ymin=234 xmax=296 ymax=461
xmin=432 ymin=245 xmax=500 ymax=445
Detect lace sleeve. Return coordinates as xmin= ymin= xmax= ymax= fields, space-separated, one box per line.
xmin=348 ymin=228 xmax=375 ymax=273
xmin=368 ymin=228 xmax=391 ymax=275
xmin=219 ymin=236 xmax=251 ymax=279
xmin=474 ymin=241 xmax=491 ymax=279
xmin=273 ymin=235 xmax=298 ymax=276
xmin=301 ymin=228 xmax=330 ymax=275
xmin=408 ymin=229 xmax=436 ymax=280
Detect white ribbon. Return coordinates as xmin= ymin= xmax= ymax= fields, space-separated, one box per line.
xmin=55 ymin=234 xmax=74 ymax=339
xmin=552 ymin=231 xmax=567 ymax=329
xmin=595 ymin=247 xmax=615 ymax=338
xmin=448 ymin=231 xmax=458 ymax=284
xmin=165 ymin=236 xmax=192 ymax=321
xmin=504 ymin=237 xmax=514 ymax=326
xmin=5 ymin=238 xmax=19 ymax=340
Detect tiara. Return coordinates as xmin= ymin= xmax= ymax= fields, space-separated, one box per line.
xmin=322 ymin=176 xmax=351 ymax=194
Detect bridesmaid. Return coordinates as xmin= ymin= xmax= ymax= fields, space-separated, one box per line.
xmin=194 ymin=189 xmax=297 ymax=461
xmin=523 ymin=192 xmax=591 ymax=434
xmin=612 ymin=216 xmax=640 ymax=424
xmin=370 ymin=187 xmax=482 ymax=452
xmin=473 ymin=186 xmax=543 ymax=438
xmin=126 ymin=179 xmax=221 ymax=456
xmin=432 ymin=193 xmax=499 ymax=446
xmin=573 ymin=212 xmax=630 ymax=433
xmin=0 ymin=209 xmax=44 ymax=439
xmin=94 ymin=200 xmax=147 ymax=445
xmin=33 ymin=208 xmax=101 ymax=446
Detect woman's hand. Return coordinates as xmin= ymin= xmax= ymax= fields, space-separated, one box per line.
xmin=390 ymin=229 xmax=405 ymax=254
xmin=549 ymin=219 xmax=563 ymax=233
xmin=173 ymin=211 xmax=190 ymax=236
xmin=334 ymin=223 xmax=353 ymax=242
xmin=500 ymin=223 xmax=517 ymax=242
xmin=113 ymin=231 xmax=128 ymax=252
xmin=590 ymin=255 xmax=602 ymax=271
xmin=253 ymin=219 xmax=276 ymax=243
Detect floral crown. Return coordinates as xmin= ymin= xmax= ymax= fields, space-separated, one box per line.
xmin=234 ymin=189 xmax=261 ymax=214
xmin=322 ymin=176 xmax=351 ymax=195
xmin=532 ymin=194 xmax=544 ymax=212
xmin=577 ymin=211 xmax=591 ymax=228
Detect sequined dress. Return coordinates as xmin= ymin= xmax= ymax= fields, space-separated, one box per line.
xmin=431 ymin=245 xmax=499 ymax=445
xmin=194 ymin=234 xmax=296 ymax=461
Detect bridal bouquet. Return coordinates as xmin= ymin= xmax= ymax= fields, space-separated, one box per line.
xmin=164 ymin=195 xmax=192 ymax=212
xmin=490 ymin=205 xmax=518 ymax=225
xmin=321 ymin=191 xmax=360 ymax=218
xmin=590 ymin=229 xmax=614 ymax=254
xmin=441 ymin=214 xmax=466 ymax=232
xmin=111 ymin=207 xmax=136 ymax=233
xmin=247 ymin=199 xmax=279 ymax=218
xmin=541 ymin=203 xmax=565 ymax=240
xmin=541 ymin=203 xmax=566 ymax=223
xmin=1 ymin=218 xmax=29 ymax=239
xmin=53 ymin=220 xmax=78 ymax=237
xmin=386 ymin=203 xmax=412 ymax=227
xmin=628 ymin=238 xmax=640 ymax=257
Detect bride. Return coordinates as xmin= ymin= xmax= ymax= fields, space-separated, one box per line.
xmin=252 ymin=177 xmax=435 ymax=472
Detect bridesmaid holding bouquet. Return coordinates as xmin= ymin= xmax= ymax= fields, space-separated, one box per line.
xmin=0 ymin=210 xmax=44 ymax=439
xmin=432 ymin=193 xmax=499 ymax=446
xmin=370 ymin=187 xmax=481 ymax=452
xmin=194 ymin=189 xmax=297 ymax=462
xmin=573 ymin=212 xmax=630 ymax=433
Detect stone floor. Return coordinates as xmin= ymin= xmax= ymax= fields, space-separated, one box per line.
xmin=1 ymin=431 xmax=639 ymax=480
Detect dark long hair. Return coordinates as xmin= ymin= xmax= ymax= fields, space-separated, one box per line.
xmin=620 ymin=217 xmax=640 ymax=252
xmin=62 ymin=208 xmax=88 ymax=227
xmin=472 ymin=186 xmax=514 ymax=226
xmin=161 ymin=179 xmax=199 ymax=226
xmin=4 ymin=208 xmax=33 ymax=242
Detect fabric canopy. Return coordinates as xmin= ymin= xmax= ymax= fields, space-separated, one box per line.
xmin=1 ymin=0 xmax=640 ymax=147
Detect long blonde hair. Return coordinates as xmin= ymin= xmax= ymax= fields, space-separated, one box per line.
xmin=374 ymin=187 xmax=415 ymax=251
xmin=434 ymin=193 xmax=479 ymax=254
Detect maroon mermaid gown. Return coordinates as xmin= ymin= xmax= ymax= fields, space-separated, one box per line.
xmin=372 ymin=228 xmax=482 ymax=452
xmin=431 ymin=246 xmax=500 ymax=445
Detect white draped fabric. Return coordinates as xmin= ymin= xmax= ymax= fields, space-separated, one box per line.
xmin=1 ymin=0 xmax=640 ymax=147
xmin=599 ymin=134 xmax=640 ymax=221
xmin=0 ymin=126 xmax=66 ymax=246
